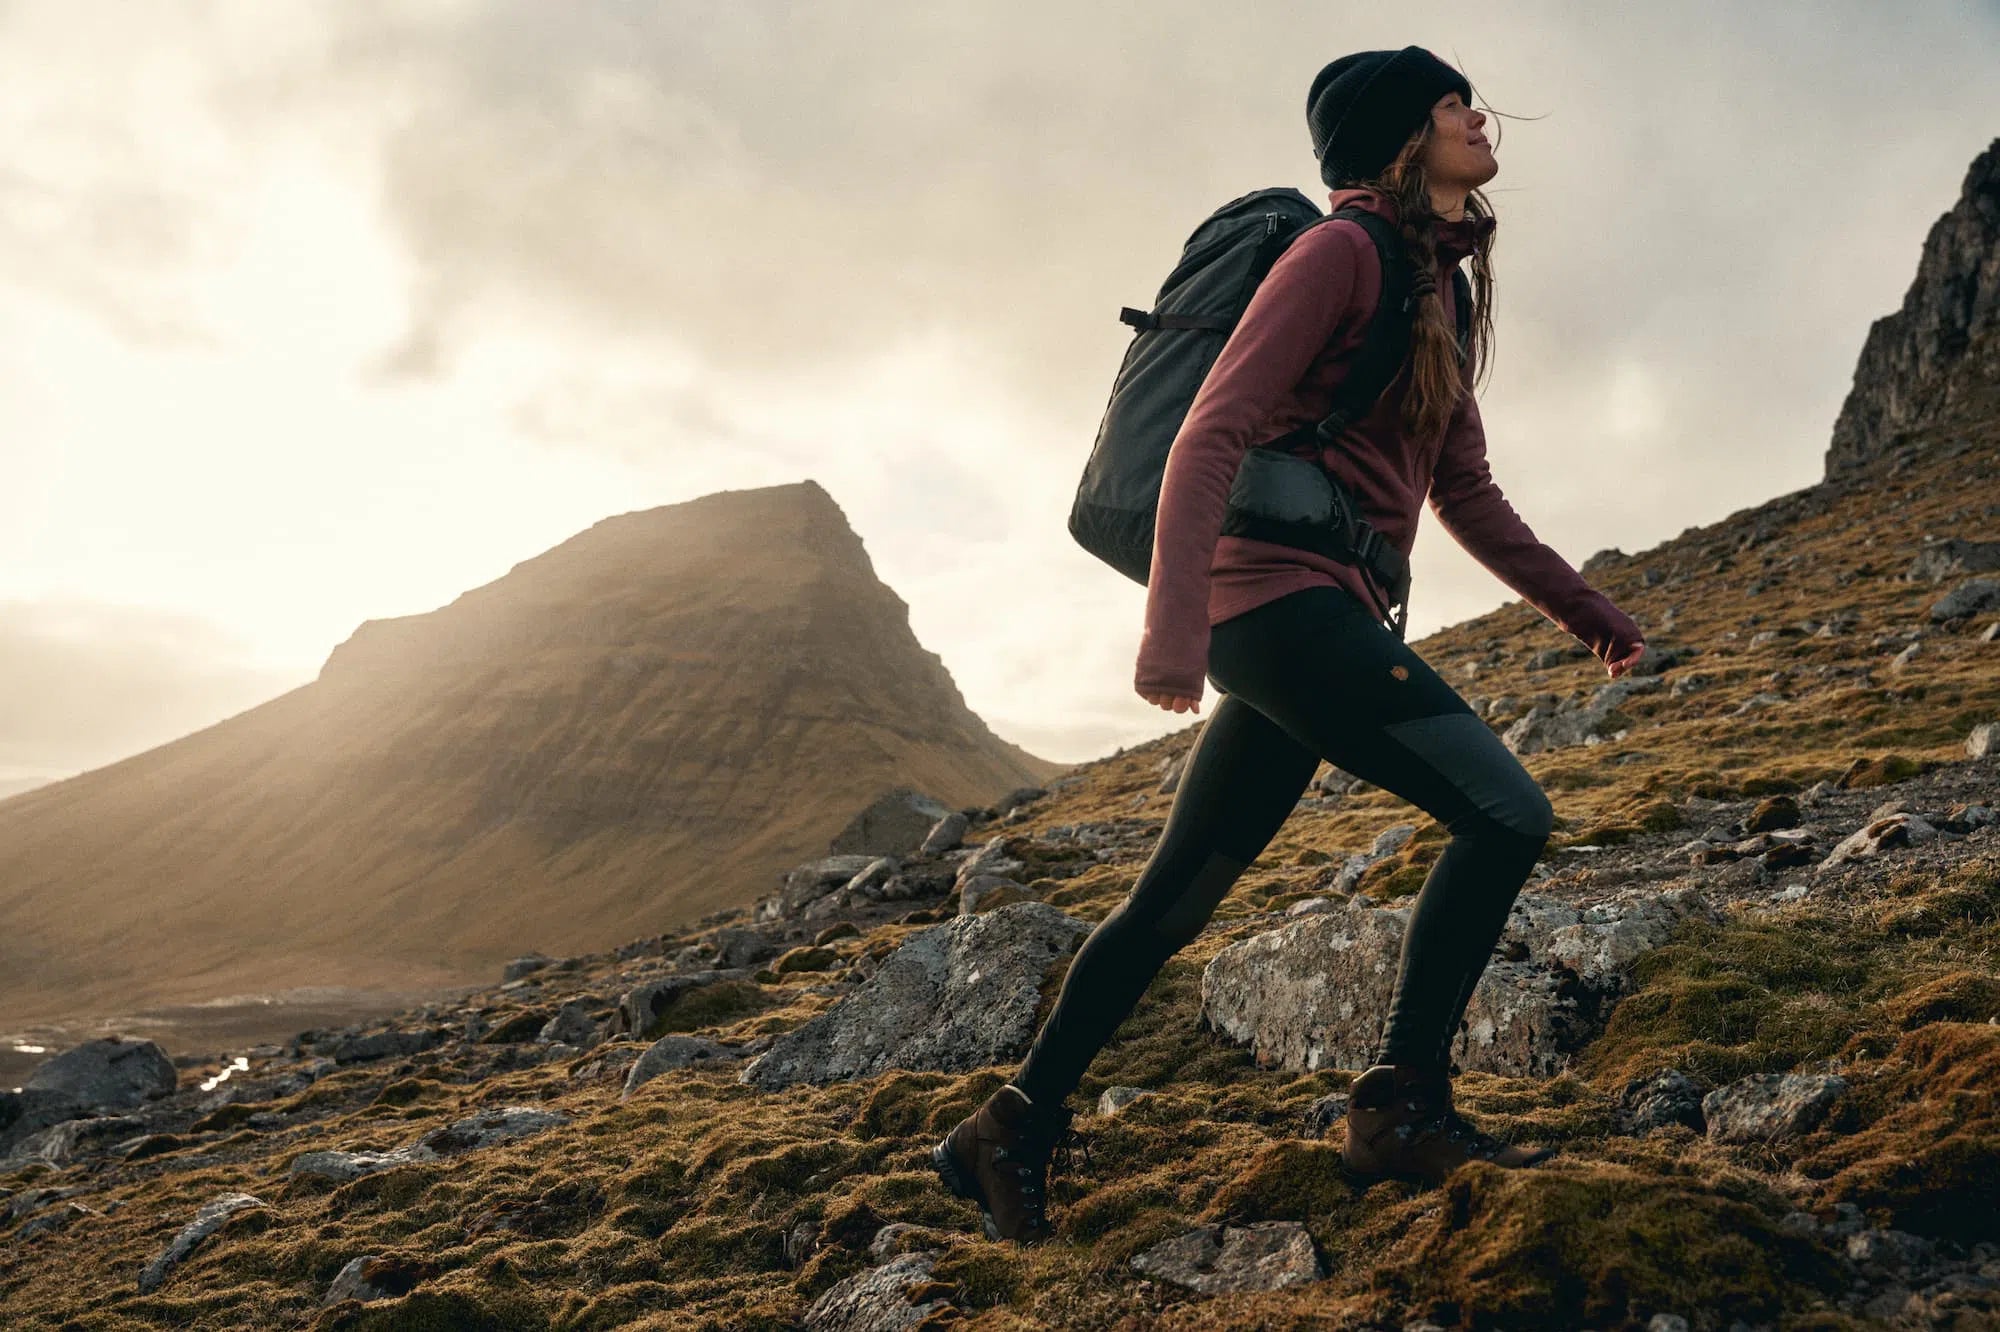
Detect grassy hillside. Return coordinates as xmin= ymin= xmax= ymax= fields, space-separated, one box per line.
xmin=4 ymin=404 xmax=1996 ymax=1330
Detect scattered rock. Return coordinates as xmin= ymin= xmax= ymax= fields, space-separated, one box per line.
xmin=289 ymin=1145 xmax=436 ymax=1183
xmin=1129 ymin=1221 xmax=1325 ymax=1294
xmin=829 ymin=788 xmax=954 ymax=857
xmin=328 ymin=1028 xmax=447 ymax=1065
xmin=0 ymin=1088 xmax=90 ymax=1157
xmin=1302 ymin=1092 xmax=1350 ymax=1139
xmin=1702 ymin=1072 xmax=1847 ymax=1143
xmin=867 ymin=1222 xmax=932 ymax=1263
xmin=137 ymin=1192 xmax=267 ymax=1294
xmin=1326 ymin=823 xmax=1419 ymax=893
xmin=1907 ymin=538 xmax=2000 ymax=583
xmin=503 ymin=953 xmax=554 ymax=981
xmin=536 ymin=1000 xmax=601 ymax=1048
xmin=1502 ymin=679 xmax=1658 ymax=755
xmin=918 ymin=811 xmax=969 ymax=855
xmin=617 ymin=970 xmax=745 ymax=1040
xmin=1617 ymin=1068 xmax=1707 ymax=1135
xmin=739 ymin=902 xmax=1090 ymax=1090
xmin=843 ymin=857 xmax=902 ymax=901
xmin=413 ymin=1105 xmax=571 ymax=1155
xmin=801 ymin=1250 xmax=954 ymax=1331
xmin=23 ymin=1037 xmax=177 ymax=1112
xmin=953 ymin=836 xmax=1026 ymax=894
xmin=1820 ymin=814 xmax=1939 ymax=870
xmin=778 ymin=856 xmax=884 ymax=918
xmin=1968 ymin=722 xmax=2000 ymax=760
xmin=1096 ymin=1086 xmax=1153 ymax=1117
xmin=622 ymin=1036 xmax=742 ymax=1099
xmin=290 ymin=1105 xmax=570 ymax=1181
xmin=323 ymin=1254 xmax=431 ymax=1306
xmin=993 ymin=786 xmax=1048 ymax=815
xmin=7 ymin=1114 xmax=149 ymax=1167
xmin=958 ymin=874 xmax=1032 ymax=916
xmin=1929 ymin=577 xmax=2000 ymax=621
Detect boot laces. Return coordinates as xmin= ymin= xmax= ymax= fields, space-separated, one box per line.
xmin=991 ymin=1119 xmax=1092 ymax=1215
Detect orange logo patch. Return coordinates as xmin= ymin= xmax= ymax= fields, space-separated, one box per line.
xmin=1390 ymin=665 xmax=1409 ymax=681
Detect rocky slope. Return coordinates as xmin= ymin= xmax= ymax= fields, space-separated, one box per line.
xmin=4 ymin=145 xmax=1999 ymax=1332
xmin=0 ymin=480 xmax=1060 ymax=1057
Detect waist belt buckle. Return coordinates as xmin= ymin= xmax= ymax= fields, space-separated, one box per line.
xmin=1353 ymin=525 xmax=1385 ymax=571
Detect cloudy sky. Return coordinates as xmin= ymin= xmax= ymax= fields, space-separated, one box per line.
xmin=2 ymin=0 xmax=1996 ymax=786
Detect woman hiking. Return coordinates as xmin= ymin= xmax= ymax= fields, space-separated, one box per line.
xmin=932 ymin=46 xmax=1647 ymax=1245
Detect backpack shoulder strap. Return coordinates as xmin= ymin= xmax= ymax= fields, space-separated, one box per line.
xmin=1309 ymin=207 xmax=1417 ymax=449
xmin=1452 ymin=267 xmax=1472 ymax=367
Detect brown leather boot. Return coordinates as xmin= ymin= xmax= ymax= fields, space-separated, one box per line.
xmin=1340 ymin=1063 xmax=1556 ymax=1186
xmin=931 ymin=1083 xmax=1087 ymax=1244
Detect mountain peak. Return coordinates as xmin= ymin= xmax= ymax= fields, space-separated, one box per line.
xmin=1825 ymin=136 xmax=2000 ymax=476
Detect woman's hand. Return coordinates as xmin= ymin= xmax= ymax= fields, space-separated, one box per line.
xmin=1604 ymin=642 xmax=1647 ymax=679
xmin=1139 ymin=689 xmax=1202 ymax=714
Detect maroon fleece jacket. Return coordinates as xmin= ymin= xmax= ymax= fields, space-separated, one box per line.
xmin=1134 ymin=186 xmax=1644 ymax=700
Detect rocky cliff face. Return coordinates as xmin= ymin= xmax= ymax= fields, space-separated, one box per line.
xmin=0 ymin=479 xmax=1061 ymax=1035
xmin=1825 ymin=136 xmax=2000 ymax=475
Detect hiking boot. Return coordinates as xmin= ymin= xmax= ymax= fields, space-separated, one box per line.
xmin=1340 ymin=1062 xmax=1556 ymax=1186
xmin=931 ymin=1083 xmax=1089 ymax=1244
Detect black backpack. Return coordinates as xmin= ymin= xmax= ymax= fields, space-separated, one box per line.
xmin=1068 ymin=185 xmax=1470 ymax=631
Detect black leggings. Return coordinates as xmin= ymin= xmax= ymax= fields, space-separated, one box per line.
xmin=1011 ymin=583 xmax=1555 ymax=1110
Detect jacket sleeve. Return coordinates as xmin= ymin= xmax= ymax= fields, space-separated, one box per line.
xmin=1425 ymin=377 xmax=1644 ymax=664
xmin=1134 ymin=221 xmax=1370 ymax=699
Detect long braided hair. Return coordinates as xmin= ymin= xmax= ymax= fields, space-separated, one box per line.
xmin=1356 ymin=110 xmax=1499 ymax=445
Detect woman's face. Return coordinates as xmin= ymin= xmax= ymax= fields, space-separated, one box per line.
xmin=1418 ymin=91 xmax=1497 ymax=189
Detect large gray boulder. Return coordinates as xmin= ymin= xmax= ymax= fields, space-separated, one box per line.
xmin=739 ymin=901 xmax=1090 ymax=1090
xmin=25 ymin=1037 xmax=177 ymax=1111
xmin=829 ymin=788 xmax=954 ymax=857
xmin=1200 ymin=886 xmax=1714 ymax=1078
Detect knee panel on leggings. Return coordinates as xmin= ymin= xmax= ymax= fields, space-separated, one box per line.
xmin=1147 ymin=851 xmax=1251 ymax=953
xmin=1381 ymin=713 xmax=1555 ymax=842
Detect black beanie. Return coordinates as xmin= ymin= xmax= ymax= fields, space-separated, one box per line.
xmin=1306 ymin=46 xmax=1473 ymax=189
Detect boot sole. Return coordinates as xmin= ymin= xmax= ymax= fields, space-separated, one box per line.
xmin=930 ymin=1139 xmax=1004 ymax=1242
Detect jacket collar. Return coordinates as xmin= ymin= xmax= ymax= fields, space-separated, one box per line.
xmin=1325 ymin=186 xmax=1495 ymax=265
